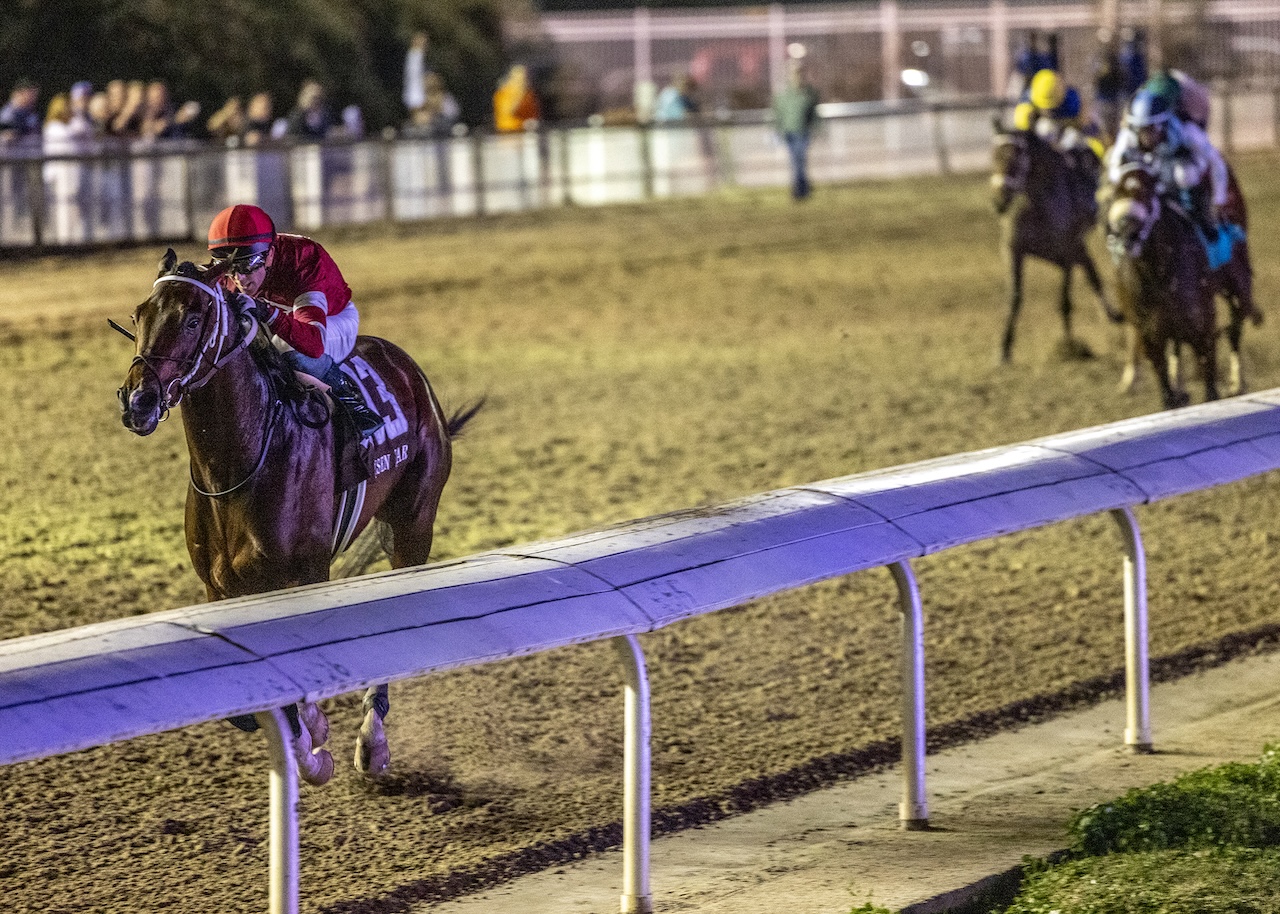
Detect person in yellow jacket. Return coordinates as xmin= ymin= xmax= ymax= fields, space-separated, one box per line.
xmin=494 ymin=64 xmax=541 ymax=133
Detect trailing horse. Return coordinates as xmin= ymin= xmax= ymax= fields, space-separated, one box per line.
xmin=1105 ymin=163 xmax=1229 ymax=409
xmin=990 ymin=119 xmax=1120 ymax=362
xmin=117 ymin=251 xmax=480 ymax=784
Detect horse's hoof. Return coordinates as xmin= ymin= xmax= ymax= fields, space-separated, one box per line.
xmin=298 ymin=701 xmax=330 ymax=748
xmin=355 ymin=708 xmax=391 ymax=779
xmin=292 ymin=721 xmax=335 ymax=786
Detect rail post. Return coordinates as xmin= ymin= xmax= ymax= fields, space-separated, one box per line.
xmin=890 ymin=560 xmax=929 ymax=829
xmin=613 ymin=635 xmax=653 ymax=914
xmin=1110 ymin=508 xmax=1153 ymax=752
xmin=255 ymin=707 xmax=300 ymax=914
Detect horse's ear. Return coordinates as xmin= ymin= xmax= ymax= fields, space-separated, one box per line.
xmin=202 ymin=256 xmax=234 ymax=284
xmin=158 ymin=248 xmax=178 ymax=277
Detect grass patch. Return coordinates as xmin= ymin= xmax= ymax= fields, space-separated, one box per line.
xmin=1003 ymin=747 xmax=1280 ymax=913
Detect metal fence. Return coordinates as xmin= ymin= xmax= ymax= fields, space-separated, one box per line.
xmin=523 ymin=0 xmax=1280 ymax=118
xmin=4 ymin=85 xmax=1280 ymax=252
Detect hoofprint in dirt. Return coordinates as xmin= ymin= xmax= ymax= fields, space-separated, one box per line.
xmin=2 ymin=153 xmax=1280 ymax=912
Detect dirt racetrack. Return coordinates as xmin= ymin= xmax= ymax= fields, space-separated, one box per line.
xmin=4 ymin=157 xmax=1280 ymax=913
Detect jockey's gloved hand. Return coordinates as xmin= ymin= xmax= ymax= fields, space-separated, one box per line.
xmin=252 ymin=299 xmax=277 ymax=327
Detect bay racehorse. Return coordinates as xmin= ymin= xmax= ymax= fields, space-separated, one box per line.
xmin=991 ymin=120 xmax=1121 ymax=362
xmin=117 ymin=251 xmax=479 ymax=784
xmin=1105 ymin=162 xmax=1227 ymax=409
xmin=1110 ymin=163 xmax=1260 ymax=397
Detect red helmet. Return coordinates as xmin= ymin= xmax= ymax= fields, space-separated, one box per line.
xmin=208 ymin=204 xmax=276 ymax=259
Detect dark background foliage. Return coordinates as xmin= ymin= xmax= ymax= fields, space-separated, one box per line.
xmin=0 ymin=0 xmax=535 ymax=130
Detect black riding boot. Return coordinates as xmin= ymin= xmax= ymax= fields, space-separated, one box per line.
xmin=1188 ymin=186 xmax=1220 ymax=244
xmin=324 ymin=367 xmax=384 ymax=438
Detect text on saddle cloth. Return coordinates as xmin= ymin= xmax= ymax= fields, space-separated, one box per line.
xmin=330 ymin=356 xmax=411 ymax=556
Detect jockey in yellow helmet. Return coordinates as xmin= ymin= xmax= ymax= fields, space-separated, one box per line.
xmin=1014 ymin=70 xmax=1107 ymax=160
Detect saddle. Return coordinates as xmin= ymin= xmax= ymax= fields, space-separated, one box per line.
xmin=291 ymin=369 xmax=373 ymax=494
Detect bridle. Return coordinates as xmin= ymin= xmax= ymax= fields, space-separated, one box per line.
xmin=126 ymin=271 xmax=279 ymax=499
xmin=993 ymin=132 xmax=1030 ymax=198
xmin=127 ymin=272 xmax=255 ymax=418
xmin=1107 ymin=164 xmax=1162 ymax=260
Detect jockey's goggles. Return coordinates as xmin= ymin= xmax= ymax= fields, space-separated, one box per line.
xmin=220 ymin=250 xmax=269 ymax=276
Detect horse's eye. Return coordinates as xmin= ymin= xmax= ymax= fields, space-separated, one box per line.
xmin=186 ymin=316 xmax=201 ymax=331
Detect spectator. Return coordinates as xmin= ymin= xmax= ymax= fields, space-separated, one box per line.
xmin=494 ymin=64 xmax=541 ymax=132
xmin=339 ymin=104 xmax=365 ymax=140
xmin=42 ymin=93 xmax=88 ymax=241
xmin=87 ymin=92 xmax=112 ymax=137
xmin=405 ymin=72 xmax=459 ymax=138
xmin=286 ymin=80 xmax=335 ymax=141
xmin=403 ymin=31 xmax=431 ymax=119
xmin=207 ymin=96 xmax=247 ymax=144
xmin=772 ymin=59 xmax=820 ymax=201
xmin=1119 ymin=28 xmax=1148 ymax=97
xmin=243 ymin=92 xmax=276 ymax=146
xmin=68 ymin=81 xmax=95 ymax=138
xmin=1092 ymin=34 xmax=1125 ymax=140
xmin=654 ymin=74 xmax=699 ymax=123
xmin=139 ymin=80 xmax=200 ymax=142
xmin=110 ymin=80 xmax=145 ymax=138
xmin=0 ymin=80 xmax=41 ymax=148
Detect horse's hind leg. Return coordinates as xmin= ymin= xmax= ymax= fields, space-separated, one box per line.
xmin=1056 ymin=265 xmax=1093 ymax=360
xmin=355 ymin=684 xmax=391 ymax=778
xmin=1194 ymin=335 xmax=1220 ymax=403
xmin=1223 ymin=309 xmax=1245 ymax=396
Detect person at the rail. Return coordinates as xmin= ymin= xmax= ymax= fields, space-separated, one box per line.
xmin=206 ymin=203 xmax=384 ymax=437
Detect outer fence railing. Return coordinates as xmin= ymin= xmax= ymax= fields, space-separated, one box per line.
xmin=5 ymin=85 xmax=1279 ymax=252
xmin=5 ymin=391 xmax=1280 ymax=913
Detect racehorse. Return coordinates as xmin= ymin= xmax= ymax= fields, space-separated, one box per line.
xmin=1111 ymin=164 xmax=1260 ymax=397
xmin=991 ymin=120 xmax=1120 ymax=362
xmin=117 ymin=250 xmax=479 ymax=784
xmin=1106 ymin=162 xmax=1227 ymax=409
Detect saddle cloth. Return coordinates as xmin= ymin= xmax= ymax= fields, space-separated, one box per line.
xmin=293 ymin=357 xmax=410 ymax=556
xmin=1197 ymin=222 xmax=1245 ymax=271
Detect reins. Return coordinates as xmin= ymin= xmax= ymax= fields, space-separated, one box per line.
xmin=188 ymin=397 xmax=284 ymax=498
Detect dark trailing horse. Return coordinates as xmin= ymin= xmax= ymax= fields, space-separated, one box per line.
xmin=117 ymin=251 xmax=479 ymax=784
xmin=990 ymin=120 xmax=1120 ymax=362
xmin=1104 ymin=162 xmax=1232 ymax=409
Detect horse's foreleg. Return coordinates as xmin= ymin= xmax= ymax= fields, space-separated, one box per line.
xmin=1001 ymin=251 xmax=1025 ymax=363
xmin=1195 ymin=337 xmax=1220 ymax=403
xmin=1079 ymin=252 xmax=1121 ymax=324
xmin=1118 ymin=323 xmax=1142 ymax=393
xmin=1148 ymin=336 xmax=1188 ymax=409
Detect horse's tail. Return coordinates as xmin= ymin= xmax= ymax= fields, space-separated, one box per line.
xmin=445 ymin=397 xmax=486 ymax=439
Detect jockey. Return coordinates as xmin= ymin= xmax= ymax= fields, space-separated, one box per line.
xmin=1104 ymin=83 xmax=1229 ymax=244
xmin=1014 ymin=70 xmax=1107 ymax=163
xmin=207 ymin=204 xmax=384 ymax=437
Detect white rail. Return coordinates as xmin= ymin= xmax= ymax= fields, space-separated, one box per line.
xmin=5 ymin=391 xmax=1280 ymax=912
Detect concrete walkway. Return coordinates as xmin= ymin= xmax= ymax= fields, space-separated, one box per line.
xmin=433 ymin=650 xmax=1280 ymax=914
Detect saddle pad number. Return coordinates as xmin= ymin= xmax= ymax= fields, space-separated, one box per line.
xmin=344 ymin=356 xmax=409 ymax=445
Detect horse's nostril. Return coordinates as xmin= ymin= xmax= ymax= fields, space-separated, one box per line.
xmin=130 ymin=387 xmax=159 ymax=414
